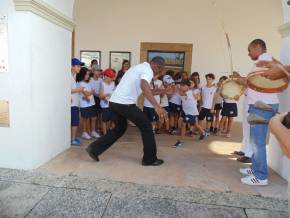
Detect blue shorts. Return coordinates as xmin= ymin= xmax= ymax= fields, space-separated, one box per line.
xmin=71 ymin=106 xmax=80 ymax=127
xmin=143 ymin=106 xmax=159 ymax=122
xmin=169 ymin=102 xmax=182 ymax=113
xmin=80 ymin=105 xmax=97 ymax=119
xmin=101 ymin=107 xmax=115 ymax=122
xmin=182 ymin=112 xmax=197 ymax=125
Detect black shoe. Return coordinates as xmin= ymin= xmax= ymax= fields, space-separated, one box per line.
xmin=142 ymin=159 xmax=164 ymax=166
xmin=86 ymin=147 xmax=100 ymax=162
xmin=213 ymin=128 xmax=218 ymax=134
xmin=237 ymin=156 xmax=252 ymax=163
xmin=210 ymin=126 xmax=214 ymax=133
xmin=199 ymin=134 xmax=205 ymax=141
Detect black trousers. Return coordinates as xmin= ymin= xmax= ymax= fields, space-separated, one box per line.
xmin=88 ymin=102 xmax=157 ymax=163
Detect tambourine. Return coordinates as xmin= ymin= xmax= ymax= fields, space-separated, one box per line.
xmin=247 ymin=71 xmax=288 ymax=93
xmin=221 ymin=68 xmax=289 ymax=100
xmin=220 ymin=79 xmax=245 ymax=100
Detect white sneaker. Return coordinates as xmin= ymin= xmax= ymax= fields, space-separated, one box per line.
xmin=241 ymin=175 xmax=268 ymax=186
xmin=82 ymin=132 xmax=92 ymax=140
xmin=239 ymin=167 xmax=253 ymax=176
xmin=91 ymin=131 xmax=100 ymax=138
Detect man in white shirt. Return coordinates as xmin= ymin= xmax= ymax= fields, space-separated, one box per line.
xmin=238 ymin=39 xmax=280 ymax=186
xmin=86 ymin=57 xmax=169 ymax=166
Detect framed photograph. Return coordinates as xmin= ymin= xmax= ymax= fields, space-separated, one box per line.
xmin=109 ymin=51 xmax=131 ymax=72
xmin=80 ymin=50 xmax=101 ymax=68
xmin=147 ymin=50 xmax=185 ymax=69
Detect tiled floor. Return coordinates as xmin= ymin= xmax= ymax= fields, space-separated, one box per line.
xmin=38 ymin=122 xmax=288 ymax=201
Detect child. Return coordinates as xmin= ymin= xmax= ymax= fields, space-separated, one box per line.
xmin=219 ymin=97 xmax=238 ymax=138
xmin=89 ymin=67 xmax=103 ymax=137
xmin=76 ymin=67 xmax=99 ymax=140
xmin=173 ymin=80 xmax=206 ymax=147
xmin=160 ymin=75 xmax=175 ymax=133
xmin=99 ymin=69 xmax=116 ymax=135
xmin=143 ymin=74 xmax=163 ymax=133
xmin=169 ymin=73 xmax=182 ymax=134
xmin=213 ymin=76 xmax=228 ymax=135
xmin=198 ymin=73 xmax=217 ymax=136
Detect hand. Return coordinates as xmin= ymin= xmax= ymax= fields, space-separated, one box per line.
xmin=269 ymin=112 xmax=288 ymax=132
xmin=155 ymin=106 xmax=168 ymax=122
xmin=256 ymin=60 xmax=288 ymax=80
xmin=76 ymin=87 xmax=84 ymax=93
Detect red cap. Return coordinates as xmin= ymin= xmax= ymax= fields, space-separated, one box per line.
xmin=103 ymin=68 xmax=116 ymax=78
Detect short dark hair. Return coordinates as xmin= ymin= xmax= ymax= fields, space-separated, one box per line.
xmin=165 ymin=70 xmax=175 ymax=78
xmin=91 ymin=59 xmax=98 ymax=65
xmin=76 ymin=67 xmax=89 ymax=82
xmin=192 ymin=72 xmax=200 ymax=77
xmin=180 ymin=79 xmax=191 ymax=87
xmin=150 ymin=56 xmax=165 ymax=67
xmin=249 ymin=39 xmax=267 ymax=51
xmin=205 ymin=73 xmax=215 ymax=80
xmin=219 ymin=76 xmax=228 ymax=82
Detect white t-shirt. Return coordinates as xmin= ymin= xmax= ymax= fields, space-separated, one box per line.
xmin=246 ymin=53 xmax=279 ymax=105
xmin=89 ymin=77 xmax=103 ymax=96
xmin=110 ymin=62 xmax=153 ymax=104
xmin=201 ymin=85 xmax=217 ymax=109
xmin=71 ymin=74 xmax=80 ymax=107
xmin=180 ymin=89 xmax=199 ymax=116
xmin=144 ymin=79 xmax=162 ymax=108
xmin=78 ymin=81 xmax=95 ymax=108
xmin=100 ymin=81 xmax=115 ymax=108
xmin=215 ymin=87 xmax=223 ymax=104
xmin=170 ymin=84 xmax=182 ymax=105
xmin=160 ymin=94 xmax=169 ymax=107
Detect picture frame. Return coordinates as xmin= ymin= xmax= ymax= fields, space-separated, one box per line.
xmin=147 ymin=50 xmax=185 ymax=69
xmin=80 ymin=50 xmax=101 ymax=68
xmin=109 ymin=51 xmax=131 ymax=72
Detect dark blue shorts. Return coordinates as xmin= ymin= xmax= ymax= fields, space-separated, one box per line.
xmin=214 ymin=103 xmax=223 ymax=111
xmin=71 ymin=106 xmax=80 ymax=127
xmin=80 ymin=105 xmax=97 ymax=119
xmin=163 ymin=106 xmax=170 ymax=113
xmin=198 ymin=108 xmax=214 ymax=122
xmin=221 ymin=103 xmax=238 ymax=117
xmin=182 ymin=112 xmax=197 ymax=125
xmin=169 ymin=102 xmax=182 ymax=113
xmin=101 ymin=107 xmax=115 ymax=122
xmin=143 ymin=106 xmax=159 ymax=122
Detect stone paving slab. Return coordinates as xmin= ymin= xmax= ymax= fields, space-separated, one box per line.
xmin=0 ymin=183 xmax=49 ymax=218
xmin=26 ymin=187 xmax=111 ymax=218
xmin=103 ymin=196 xmax=247 ymax=218
xmin=245 ymin=208 xmax=289 ymax=218
xmin=58 ymin=175 xmax=289 ymax=212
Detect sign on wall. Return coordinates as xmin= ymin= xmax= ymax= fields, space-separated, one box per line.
xmin=0 ymin=15 xmax=8 ymax=73
xmin=0 ymin=100 xmax=9 ymax=128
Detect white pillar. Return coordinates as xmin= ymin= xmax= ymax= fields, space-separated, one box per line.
xmin=267 ymin=0 xmax=290 ymax=182
xmin=0 ymin=0 xmax=74 ymax=169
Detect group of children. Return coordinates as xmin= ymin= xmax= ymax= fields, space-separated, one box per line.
xmin=142 ymin=70 xmax=238 ymax=148
xmin=71 ymin=59 xmax=120 ymax=145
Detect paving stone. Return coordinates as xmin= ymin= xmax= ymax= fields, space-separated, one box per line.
xmin=59 ymin=175 xmax=289 ymax=212
xmin=26 ymin=187 xmax=111 ymax=218
xmin=245 ymin=209 xmax=289 ymax=218
xmin=0 ymin=167 xmax=32 ymax=182
xmin=23 ymin=171 xmax=65 ymax=187
xmin=0 ymin=180 xmax=13 ymax=192
xmin=103 ymin=196 xmax=247 ymax=218
xmin=0 ymin=183 xmax=49 ymax=218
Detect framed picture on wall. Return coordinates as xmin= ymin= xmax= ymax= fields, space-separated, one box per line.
xmin=109 ymin=51 xmax=131 ymax=72
xmin=80 ymin=50 xmax=101 ymax=68
xmin=147 ymin=50 xmax=185 ymax=69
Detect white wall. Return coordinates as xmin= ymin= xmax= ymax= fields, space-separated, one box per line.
xmin=0 ymin=0 xmax=74 ymax=169
xmin=73 ymin=0 xmax=283 ymax=121
xmin=268 ymin=0 xmax=290 ymax=182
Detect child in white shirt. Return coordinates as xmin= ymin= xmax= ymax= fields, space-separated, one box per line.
xmin=76 ymin=67 xmax=99 ymax=140
xmin=99 ymin=69 xmax=116 ymax=135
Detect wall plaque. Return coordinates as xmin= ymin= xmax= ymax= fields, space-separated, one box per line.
xmin=0 ymin=100 xmax=9 ymax=127
xmin=0 ymin=15 xmax=8 ymax=73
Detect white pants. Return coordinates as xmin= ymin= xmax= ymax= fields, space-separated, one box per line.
xmin=240 ymin=100 xmax=253 ymax=158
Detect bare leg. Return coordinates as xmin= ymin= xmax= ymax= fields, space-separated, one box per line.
xmin=180 ymin=123 xmax=186 ymax=142
xmin=91 ymin=117 xmax=97 ymax=132
xmin=71 ymin=126 xmax=78 ymax=140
